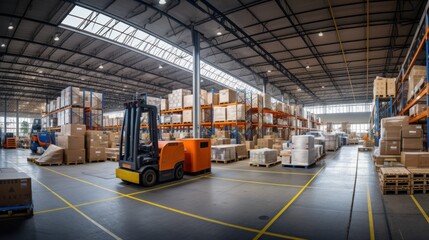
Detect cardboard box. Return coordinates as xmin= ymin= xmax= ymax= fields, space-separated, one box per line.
xmin=207 ymin=93 xmax=219 ymax=105
xmin=379 ymin=140 xmax=401 ymax=155
xmin=257 ymin=138 xmax=273 ymax=149
xmin=402 ymin=138 xmax=423 ymax=150
xmin=57 ymin=135 xmax=85 ymax=149
xmin=219 ymin=89 xmax=236 ymax=103
xmin=380 ymin=126 xmax=401 ymax=140
xmin=262 ymin=93 xmax=271 ymax=109
xmin=245 ymin=141 xmax=254 ymax=151
xmin=85 ymin=131 xmax=109 ymax=148
xmin=0 ymin=172 xmax=32 ymax=206
xmin=64 ymin=149 xmax=86 ymax=164
xmin=183 ymin=95 xmax=193 ymax=108
xmin=409 ymin=104 xmax=426 ymax=117
xmin=373 ymin=77 xmax=386 ymax=97
xmin=183 ymin=110 xmax=192 ymax=123
xmin=226 ymin=104 xmax=245 ymax=121
xmin=87 ymin=147 xmax=106 ymax=161
xmin=61 ymin=124 xmax=86 ymax=136
xmin=64 ymin=86 xmax=83 ymax=107
xmin=214 ymin=107 xmax=226 ymax=122
xmin=386 ymin=78 xmax=396 ymax=96
xmin=171 ymin=114 xmax=182 ymax=124
xmin=161 ymin=99 xmax=168 ymax=111
xmin=401 ymin=152 xmax=429 ymax=168
xmin=401 ymin=125 xmax=423 ymax=138
xmin=108 ymin=132 xmax=121 ymax=148
xmin=252 ymin=94 xmax=263 ymax=108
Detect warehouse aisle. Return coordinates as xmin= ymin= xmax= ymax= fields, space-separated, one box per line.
xmin=1 ymin=146 xmax=429 ymax=239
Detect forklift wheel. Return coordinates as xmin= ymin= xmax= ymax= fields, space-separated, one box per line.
xmin=142 ymin=169 xmax=157 ymax=187
xmin=175 ymin=164 xmax=184 ymax=180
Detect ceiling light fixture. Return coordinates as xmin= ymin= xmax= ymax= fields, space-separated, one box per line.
xmin=53 ymin=34 xmax=60 ymax=41
xmin=159 ymin=0 xmax=166 ymax=5
xmin=158 ymin=65 xmax=163 ymax=69
xmin=322 ymin=86 xmax=325 ymax=89
xmin=38 ymin=70 xmax=43 ymax=74
xmin=99 ymin=64 xmax=104 ymax=69
xmin=216 ymin=30 xmax=222 ymax=36
xmin=318 ymin=31 xmax=323 ymax=37
xmin=0 ymin=43 xmax=5 ymax=48
xmin=8 ymin=22 xmax=13 ymax=30
xmin=267 ymin=70 xmax=272 ymax=73
xmin=297 ymin=88 xmax=301 ymax=91
xmin=306 ymin=65 xmax=310 ymax=69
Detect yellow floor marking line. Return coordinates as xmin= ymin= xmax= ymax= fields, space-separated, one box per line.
xmin=410 ymin=195 xmax=429 ymax=223
xmin=35 ymin=174 xmax=209 ymax=215
xmin=252 ymin=166 xmax=325 ymax=240
xmin=42 ymin=167 xmax=304 ymax=240
xmin=208 ymin=176 xmax=304 ymax=188
xmin=367 ymin=184 xmax=375 ymax=240
xmin=32 ymin=177 xmax=122 ymax=240
xmin=212 ymin=167 xmax=315 ymax=176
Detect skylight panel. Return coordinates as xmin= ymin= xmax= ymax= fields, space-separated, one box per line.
xmin=61 ymin=5 xmax=262 ymax=96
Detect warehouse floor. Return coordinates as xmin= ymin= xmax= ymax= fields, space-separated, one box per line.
xmin=1 ymin=146 xmax=429 ymax=240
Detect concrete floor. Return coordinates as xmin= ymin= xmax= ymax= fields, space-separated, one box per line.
xmin=0 ymin=145 xmax=428 ymax=240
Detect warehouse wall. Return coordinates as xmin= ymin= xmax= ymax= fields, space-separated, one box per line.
xmin=318 ymin=112 xmax=370 ymax=123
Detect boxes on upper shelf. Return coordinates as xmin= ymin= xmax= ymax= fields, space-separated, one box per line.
xmin=226 ymin=104 xmax=245 ymax=121
xmin=408 ymin=65 xmax=426 ymax=100
xmin=161 ymin=99 xmax=168 ymax=111
xmin=214 ymin=107 xmax=226 ymax=122
xmin=171 ymin=114 xmax=182 ymax=124
xmin=262 ymin=93 xmax=271 ymax=109
xmin=85 ymin=92 xmax=103 ymax=109
xmin=169 ymin=89 xmax=192 ymax=110
xmin=207 ymin=92 xmax=219 ymax=105
xmin=373 ymin=77 xmax=387 ymax=98
xmin=409 ymin=104 xmax=426 ymax=117
xmin=63 ymin=87 xmax=83 ymax=107
xmin=219 ymin=89 xmax=236 ymax=103
xmin=183 ymin=90 xmax=208 ymax=108
xmin=252 ymin=94 xmax=263 ymax=108
xmin=183 ymin=110 xmax=192 ymax=123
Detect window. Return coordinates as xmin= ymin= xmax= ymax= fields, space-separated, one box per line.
xmin=304 ymin=103 xmax=371 ymax=114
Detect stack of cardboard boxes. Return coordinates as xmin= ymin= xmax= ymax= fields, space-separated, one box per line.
xmin=0 ymin=168 xmax=32 ymax=210
xmin=402 ymin=125 xmax=423 ymax=152
xmin=168 ymin=89 xmax=192 ymax=110
xmin=379 ymin=117 xmax=408 ymax=155
xmin=57 ymin=124 xmax=86 ymax=164
xmin=85 ymin=131 xmax=108 ymax=162
xmin=373 ymin=76 xmax=396 ymax=98
xmin=408 ymin=65 xmax=426 ymax=101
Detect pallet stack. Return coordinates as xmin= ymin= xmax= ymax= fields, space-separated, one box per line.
xmin=379 ymin=167 xmax=411 ymax=195
xmin=408 ymin=168 xmax=429 ymax=194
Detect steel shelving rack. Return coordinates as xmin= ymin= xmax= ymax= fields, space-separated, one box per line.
xmin=392 ymin=3 xmax=429 ymax=148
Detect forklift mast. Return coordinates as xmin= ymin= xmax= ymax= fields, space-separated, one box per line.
xmin=119 ymin=94 xmax=159 ymax=171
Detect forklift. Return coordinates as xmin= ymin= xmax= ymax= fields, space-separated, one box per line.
xmin=116 ymin=94 xmax=185 ymax=187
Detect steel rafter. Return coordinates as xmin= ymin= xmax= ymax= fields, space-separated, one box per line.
xmin=186 ymin=0 xmax=319 ymax=101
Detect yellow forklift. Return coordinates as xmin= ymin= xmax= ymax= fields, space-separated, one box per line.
xmin=116 ymin=94 xmax=185 ymax=187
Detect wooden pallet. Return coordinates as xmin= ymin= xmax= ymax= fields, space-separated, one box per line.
xmin=358 ymin=147 xmax=373 ymax=152
xmin=282 ymin=162 xmax=315 ymax=169
xmin=411 ymin=187 xmax=429 ymax=194
xmin=106 ymin=157 xmax=119 ymax=162
xmin=379 ymin=179 xmax=410 ymax=187
xmin=0 ymin=204 xmax=33 ymax=219
xmin=27 ymin=157 xmax=38 ymax=163
xmin=250 ymin=160 xmax=281 ymax=168
xmin=411 ymin=180 xmax=428 ymax=186
xmin=211 ymin=159 xmax=236 ymax=164
xmin=379 ymin=167 xmax=410 ymax=180
xmin=408 ymin=168 xmax=429 ymax=179
xmin=34 ymin=161 xmax=62 ymax=166
xmin=65 ymin=162 xmax=85 ymax=165
xmin=380 ymin=187 xmax=410 ymax=195
xmin=86 ymin=160 xmax=106 ymax=163
xmin=237 ymin=155 xmax=248 ymax=161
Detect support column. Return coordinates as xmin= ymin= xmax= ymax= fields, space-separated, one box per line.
xmin=16 ymin=100 xmax=19 ymax=137
xmin=262 ymin=78 xmax=268 ymax=94
xmin=192 ymin=27 xmax=201 ymax=138
xmin=3 ymin=99 xmax=6 ymax=134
